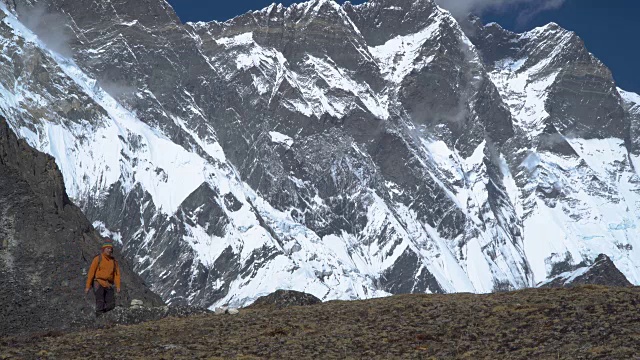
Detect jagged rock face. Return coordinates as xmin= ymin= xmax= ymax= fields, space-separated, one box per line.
xmin=620 ymin=89 xmax=640 ymax=157
xmin=540 ymin=254 xmax=633 ymax=288
xmin=0 ymin=117 xmax=163 ymax=337
xmin=0 ymin=0 xmax=638 ymax=310
xmin=466 ymin=18 xmax=640 ymax=288
xmin=469 ymin=20 xmax=626 ymax=140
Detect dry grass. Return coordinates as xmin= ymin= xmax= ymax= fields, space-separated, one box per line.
xmin=2 ymin=285 xmax=640 ymax=359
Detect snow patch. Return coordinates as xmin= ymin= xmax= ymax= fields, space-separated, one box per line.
xmin=368 ymin=13 xmax=442 ymax=84
xmin=269 ymin=131 xmax=294 ymax=147
xmin=215 ymin=32 xmax=254 ymax=47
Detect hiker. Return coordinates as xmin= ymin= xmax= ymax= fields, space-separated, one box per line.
xmin=85 ymin=239 xmax=121 ymax=316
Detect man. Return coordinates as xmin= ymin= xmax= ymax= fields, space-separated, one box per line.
xmin=85 ymin=238 xmax=121 ymax=316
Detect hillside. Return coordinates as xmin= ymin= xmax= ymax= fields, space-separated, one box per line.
xmin=1 ymin=285 xmax=638 ymax=359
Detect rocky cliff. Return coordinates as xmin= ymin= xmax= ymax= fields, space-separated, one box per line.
xmin=0 ymin=116 xmax=163 ymax=336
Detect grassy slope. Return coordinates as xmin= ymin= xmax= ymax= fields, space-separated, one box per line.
xmin=2 ymin=285 xmax=639 ymax=359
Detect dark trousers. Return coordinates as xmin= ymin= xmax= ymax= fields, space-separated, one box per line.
xmin=93 ymin=283 xmax=115 ymax=315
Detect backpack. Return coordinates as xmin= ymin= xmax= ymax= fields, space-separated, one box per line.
xmin=94 ymin=254 xmax=118 ymax=283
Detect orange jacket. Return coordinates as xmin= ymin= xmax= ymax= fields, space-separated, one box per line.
xmin=85 ymin=254 xmax=121 ymax=290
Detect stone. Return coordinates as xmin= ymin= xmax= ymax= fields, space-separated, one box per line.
xmin=214 ymin=306 xmax=228 ymax=315
xmin=227 ymin=308 xmax=239 ymax=315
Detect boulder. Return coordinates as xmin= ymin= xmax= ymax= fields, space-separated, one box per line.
xmin=227 ymin=308 xmax=239 ymax=315
xmin=213 ymin=306 xmax=239 ymax=315
xmin=214 ymin=306 xmax=228 ymax=315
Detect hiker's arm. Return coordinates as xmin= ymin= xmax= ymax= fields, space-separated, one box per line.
xmin=114 ymin=261 xmax=121 ymax=292
xmin=85 ymin=257 xmax=98 ymax=292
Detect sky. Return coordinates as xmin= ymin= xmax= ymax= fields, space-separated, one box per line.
xmin=166 ymin=0 xmax=640 ymax=94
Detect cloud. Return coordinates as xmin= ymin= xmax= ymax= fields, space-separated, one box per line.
xmin=520 ymin=151 xmax=540 ymax=172
xmin=514 ymin=0 xmax=565 ymax=27
xmin=98 ymin=79 xmax=137 ymax=100
xmin=435 ymin=0 xmax=566 ymax=26
xmin=16 ymin=3 xmax=73 ymax=57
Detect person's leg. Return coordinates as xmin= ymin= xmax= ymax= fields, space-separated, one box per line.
xmin=104 ymin=287 xmax=115 ymax=312
xmin=93 ymin=284 xmax=106 ymax=316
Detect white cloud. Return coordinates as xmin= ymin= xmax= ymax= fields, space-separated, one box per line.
xmin=435 ymin=0 xmax=566 ymax=26
xmin=17 ymin=3 xmax=73 ymax=57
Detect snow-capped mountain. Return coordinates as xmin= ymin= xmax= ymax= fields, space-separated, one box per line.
xmin=0 ymin=0 xmax=637 ymax=308
xmin=538 ymin=254 xmax=633 ymax=288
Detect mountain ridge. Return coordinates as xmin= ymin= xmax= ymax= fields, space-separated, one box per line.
xmin=0 ymin=0 xmax=638 ymax=309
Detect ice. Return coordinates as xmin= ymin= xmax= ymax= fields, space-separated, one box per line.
xmin=269 ymin=131 xmax=294 ymax=147
xmin=523 ymin=198 xmax=583 ymax=283
xmin=518 ymin=136 xmax=640 ymax=284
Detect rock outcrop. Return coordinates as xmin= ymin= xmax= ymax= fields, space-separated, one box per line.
xmin=539 ymin=254 xmax=633 ymax=288
xmin=0 ymin=116 xmax=163 ymax=336
xmin=249 ymin=290 xmax=322 ymax=309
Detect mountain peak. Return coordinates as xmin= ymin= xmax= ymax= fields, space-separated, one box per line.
xmin=346 ymin=0 xmax=449 ymax=46
xmin=539 ymin=254 xmax=633 ymax=288
xmin=523 ymin=21 xmax=574 ymax=40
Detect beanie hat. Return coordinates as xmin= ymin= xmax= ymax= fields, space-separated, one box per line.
xmin=102 ymin=238 xmax=114 ymax=249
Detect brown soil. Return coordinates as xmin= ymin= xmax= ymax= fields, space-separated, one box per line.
xmin=2 ymin=285 xmax=639 ymax=359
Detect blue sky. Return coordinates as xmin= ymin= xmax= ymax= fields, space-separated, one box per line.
xmin=166 ymin=0 xmax=639 ymax=94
